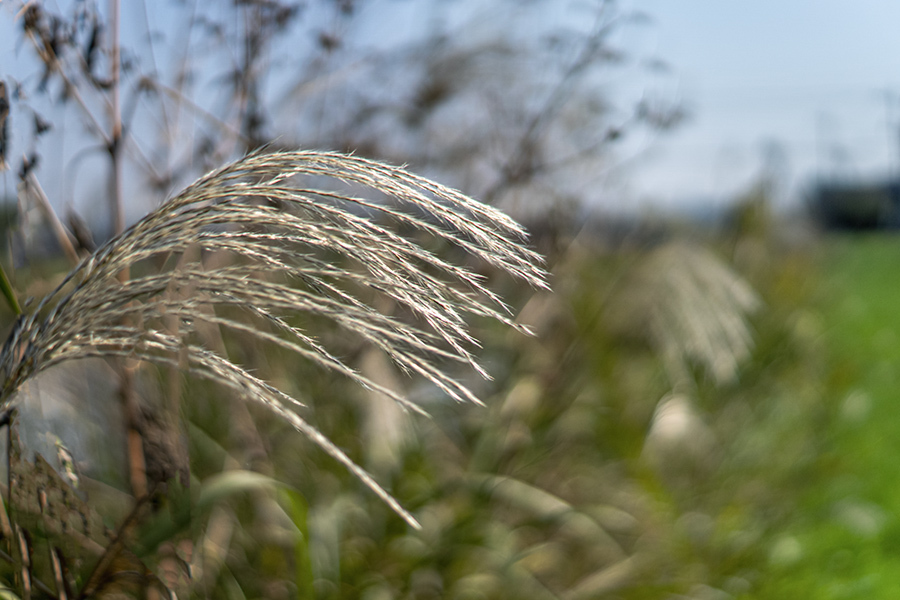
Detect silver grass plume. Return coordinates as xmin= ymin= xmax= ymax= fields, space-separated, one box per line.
xmin=0 ymin=150 xmax=549 ymax=528
xmin=609 ymin=241 xmax=760 ymax=386
xmin=640 ymin=242 xmax=760 ymax=385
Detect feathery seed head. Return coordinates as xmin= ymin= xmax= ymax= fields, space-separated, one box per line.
xmin=0 ymin=149 xmax=548 ymax=528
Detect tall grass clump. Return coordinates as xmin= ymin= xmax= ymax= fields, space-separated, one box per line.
xmin=0 ymin=149 xmax=548 ymax=529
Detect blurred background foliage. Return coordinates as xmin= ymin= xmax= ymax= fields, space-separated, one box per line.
xmin=0 ymin=0 xmax=892 ymax=598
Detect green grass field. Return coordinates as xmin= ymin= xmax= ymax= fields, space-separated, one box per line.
xmin=755 ymin=234 xmax=900 ymax=598
xmin=8 ymin=227 xmax=900 ymax=598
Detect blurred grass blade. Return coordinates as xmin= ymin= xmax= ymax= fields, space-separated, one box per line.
xmin=472 ymin=473 xmax=627 ymax=558
xmin=281 ymin=488 xmax=315 ymax=599
xmin=197 ymin=470 xmax=291 ymax=510
xmin=0 ymin=260 xmax=19 ymax=315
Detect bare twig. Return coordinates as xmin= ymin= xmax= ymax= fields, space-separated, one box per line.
xmin=20 ymin=26 xmax=112 ymax=148
xmin=20 ymin=171 xmax=79 ymax=264
xmin=109 ymin=0 xmax=124 ymax=237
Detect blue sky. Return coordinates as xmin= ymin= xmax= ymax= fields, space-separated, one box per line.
xmin=3 ymin=1 xmax=900 ymax=218
xmin=622 ymin=0 xmax=900 ymax=212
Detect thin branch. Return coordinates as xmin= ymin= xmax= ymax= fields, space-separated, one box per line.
xmin=20 ymin=170 xmax=79 ymax=264
xmin=20 ymin=28 xmax=112 ymax=148
xmin=109 ymin=0 xmax=124 ymax=237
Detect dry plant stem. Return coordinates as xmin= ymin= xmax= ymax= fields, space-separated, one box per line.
xmin=107 ymin=0 xmax=148 ymax=500
xmin=78 ymin=493 xmax=153 ymax=599
xmin=19 ymin=3 xmax=159 ymax=181
xmin=121 ymin=364 xmax=147 ymax=498
xmin=0 ymin=150 xmax=548 ymax=529
xmin=15 ymin=525 xmax=31 ymax=600
xmin=0 ymin=487 xmax=11 ymax=540
xmin=482 ymin=6 xmax=614 ymax=204
xmin=21 ymin=172 xmax=79 ymax=265
xmin=109 ymin=0 xmax=125 ymax=238
xmin=50 ymin=547 xmax=67 ymax=600
xmin=79 ymin=533 xmax=139 ymax=596
xmin=0 ymin=80 xmax=8 ymax=171
xmin=21 ymin=24 xmax=110 ymax=148
xmin=145 ymin=78 xmax=249 ymax=148
xmin=0 ymin=546 xmax=55 ymax=597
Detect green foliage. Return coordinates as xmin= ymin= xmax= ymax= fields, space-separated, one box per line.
xmin=161 ymin=219 xmax=839 ymax=599
xmin=165 ymin=222 xmax=823 ymax=599
xmin=751 ymin=234 xmax=900 ymax=597
xmin=2 ymin=192 xmax=890 ymax=599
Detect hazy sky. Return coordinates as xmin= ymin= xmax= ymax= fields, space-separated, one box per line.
xmin=3 ymin=1 xmax=900 ymax=218
xmin=624 ymin=0 xmax=900 ymax=212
